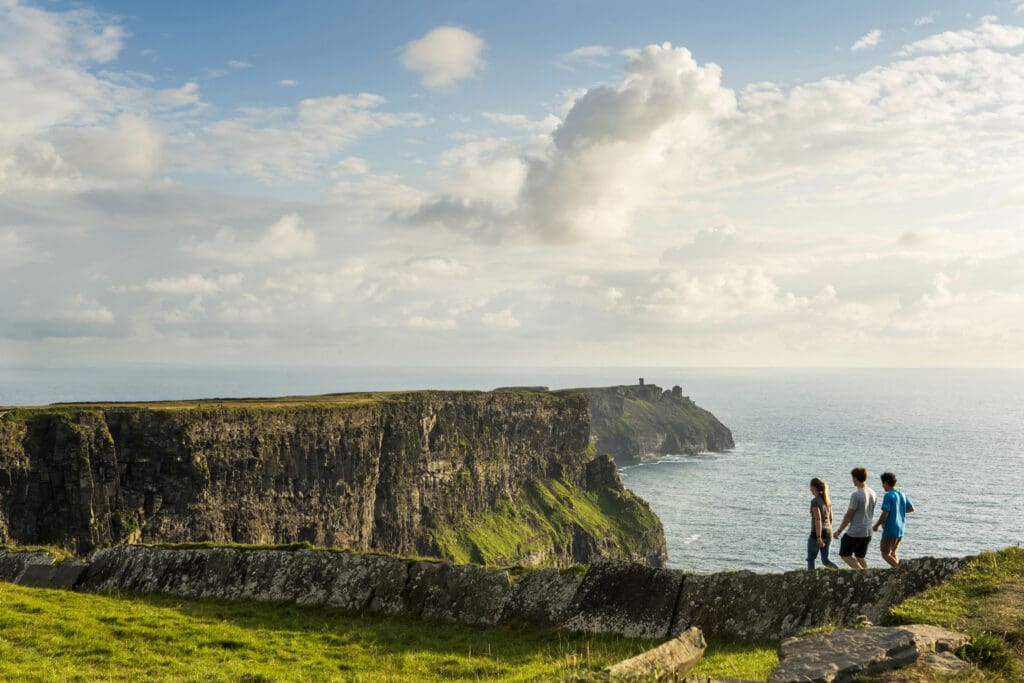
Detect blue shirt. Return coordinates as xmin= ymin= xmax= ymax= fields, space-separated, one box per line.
xmin=881 ymin=489 xmax=913 ymax=538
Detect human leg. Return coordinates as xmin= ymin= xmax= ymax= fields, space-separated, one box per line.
xmin=880 ymin=536 xmax=902 ymax=567
xmin=838 ymin=535 xmax=862 ymax=569
xmin=807 ymin=534 xmax=819 ymax=570
xmin=820 ymin=536 xmax=838 ymax=568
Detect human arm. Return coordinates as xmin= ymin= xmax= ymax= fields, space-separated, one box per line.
xmin=812 ymin=506 xmax=825 ymax=547
xmin=835 ymin=507 xmax=855 ymax=538
xmin=873 ymin=509 xmax=889 ymax=532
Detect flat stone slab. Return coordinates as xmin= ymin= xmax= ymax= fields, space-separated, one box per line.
xmin=561 ymin=560 xmax=684 ymax=640
xmin=769 ymin=625 xmax=971 ymax=683
xmin=607 ymin=627 xmax=705 ymax=681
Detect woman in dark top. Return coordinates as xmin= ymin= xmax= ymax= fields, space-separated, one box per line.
xmin=808 ymin=477 xmax=838 ymax=569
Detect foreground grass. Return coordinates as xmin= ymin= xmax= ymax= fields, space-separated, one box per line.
xmin=688 ymin=638 xmax=778 ymax=681
xmin=888 ymin=547 xmax=1024 ymax=680
xmin=0 ymin=583 xmax=781 ymax=681
xmin=0 ymin=584 xmax=649 ymax=682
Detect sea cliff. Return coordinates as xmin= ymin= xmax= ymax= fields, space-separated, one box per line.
xmin=571 ymin=382 xmax=734 ymax=465
xmin=0 ymin=390 xmax=666 ymax=567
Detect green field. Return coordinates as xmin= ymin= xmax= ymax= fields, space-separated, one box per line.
xmin=0 ymin=582 xmax=778 ymax=681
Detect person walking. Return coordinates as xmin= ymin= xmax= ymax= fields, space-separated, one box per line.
xmin=835 ymin=466 xmax=877 ymax=569
xmin=873 ymin=471 xmax=915 ymax=567
xmin=807 ymin=478 xmax=838 ymax=569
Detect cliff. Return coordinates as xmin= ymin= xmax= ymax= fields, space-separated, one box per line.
xmin=568 ymin=383 xmax=734 ymax=465
xmin=0 ymin=391 xmax=666 ymax=567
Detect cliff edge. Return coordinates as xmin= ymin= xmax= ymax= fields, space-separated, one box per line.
xmin=0 ymin=390 xmax=666 ymax=567
xmin=567 ymin=382 xmax=734 ymax=465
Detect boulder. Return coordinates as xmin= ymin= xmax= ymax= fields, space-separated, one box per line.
xmin=768 ymin=625 xmax=970 ymax=683
xmin=561 ymin=560 xmax=684 ymax=639
xmin=607 ymin=626 xmax=706 ymax=681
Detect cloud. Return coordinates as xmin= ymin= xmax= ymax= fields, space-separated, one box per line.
xmin=180 ymin=94 xmax=426 ymax=182
xmin=914 ymin=15 xmax=935 ymax=26
xmin=401 ymin=26 xmax=485 ymax=89
xmin=278 ymin=79 xmax=298 ymax=86
xmin=406 ymin=315 xmax=457 ymax=330
xmin=556 ymin=45 xmax=613 ymax=70
xmin=899 ymin=16 xmax=1024 ymax=54
xmin=183 ymin=213 xmax=316 ymax=264
xmin=481 ymin=112 xmax=561 ymax=133
xmin=851 ymin=29 xmax=881 ymax=51
xmin=227 ymin=59 xmax=251 ymax=69
xmin=145 ymin=273 xmax=243 ymax=294
xmin=516 ymin=42 xmax=736 ymax=241
xmin=481 ymin=307 xmax=520 ymax=329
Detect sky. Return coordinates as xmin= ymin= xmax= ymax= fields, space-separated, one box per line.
xmin=2 ymin=0 xmax=1023 ymax=368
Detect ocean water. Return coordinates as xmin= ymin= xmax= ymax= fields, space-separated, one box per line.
xmin=2 ymin=367 xmax=1021 ymax=573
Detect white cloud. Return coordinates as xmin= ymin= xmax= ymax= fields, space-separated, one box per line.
xmin=227 ymin=60 xmax=251 ymax=69
xmin=278 ymin=79 xmax=298 ymax=87
xmin=145 ymin=273 xmax=243 ymax=294
xmin=481 ymin=307 xmax=520 ymax=329
xmin=515 ymin=42 xmax=736 ymax=241
xmin=899 ymin=16 xmax=1024 ymax=54
xmin=481 ymin=112 xmax=561 ymax=133
xmin=180 ymin=94 xmax=425 ymax=182
xmin=556 ymin=45 xmax=613 ymax=70
xmin=914 ymin=15 xmax=935 ymax=26
xmin=851 ymin=29 xmax=881 ymax=51
xmin=406 ymin=315 xmax=457 ymax=330
xmin=183 ymin=214 xmax=316 ymax=264
xmin=401 ymin=26 xmax=485 ymax=89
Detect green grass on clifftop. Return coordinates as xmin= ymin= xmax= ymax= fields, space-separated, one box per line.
xmin=887 ymin=547 xmax=1024 ymax=678
xmin=428 ymin=478 xmax=663 ymax=567
xmin=0 ymin=583 xmax=647 ymax=682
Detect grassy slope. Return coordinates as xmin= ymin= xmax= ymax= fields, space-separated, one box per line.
xmin=428 ymin=478 xmax=663 ymax=566
xmin=0 ymin=583 xmax=642 ymax=682
xmin=885 ymin=547 xmax=1024 ymax=680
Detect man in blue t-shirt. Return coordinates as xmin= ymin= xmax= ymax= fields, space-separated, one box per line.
xmin=872 ymin=471 xmax=915 ymax=567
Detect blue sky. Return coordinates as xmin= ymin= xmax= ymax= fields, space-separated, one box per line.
xmin=2 ymin=0 xmax=1024 ymax=367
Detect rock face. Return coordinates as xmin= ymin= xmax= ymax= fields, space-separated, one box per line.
xmin=567 ymin=383 xmax=734 ymax=464
xmin=0 ymin=390 xmax=666 ymax=566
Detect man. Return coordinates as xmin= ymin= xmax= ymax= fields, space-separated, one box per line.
xmin=835 ymin=466 xmax=877 ymax=569
xmin=873 ymin=471 xmax=915 ymax=567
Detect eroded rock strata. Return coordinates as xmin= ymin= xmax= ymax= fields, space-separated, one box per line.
xmin=0 ymin=390 xmax=666 ymax=566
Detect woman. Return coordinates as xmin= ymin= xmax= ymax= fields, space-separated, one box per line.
xmin=808 ymin=477 xmax=838 ymax=569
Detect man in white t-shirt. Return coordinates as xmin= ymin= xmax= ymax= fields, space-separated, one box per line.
xmin=834 ymin=466 xmax=877 ymax=569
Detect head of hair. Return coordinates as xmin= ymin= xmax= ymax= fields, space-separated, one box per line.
xmin=810 ymin=477 xmax=831 ymax=511
xmin=881 ymin=471 xmax=897 ymax=487
xmin=851 ymin=466 xmax=868 ymax=483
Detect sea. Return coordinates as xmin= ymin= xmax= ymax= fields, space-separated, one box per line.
xmin=2 ymin=366 xmax=1021 ymax=574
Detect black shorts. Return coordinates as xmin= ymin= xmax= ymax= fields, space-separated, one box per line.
xmin=839 ymin=534 xmax=872 ymax=558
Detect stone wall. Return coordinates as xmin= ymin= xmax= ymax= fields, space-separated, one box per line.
xmin=0 ymin=546 xmax=970 ymax=641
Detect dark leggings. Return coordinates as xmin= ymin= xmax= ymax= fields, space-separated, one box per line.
xmin=807 ymin=534 xmax=838 ymax=569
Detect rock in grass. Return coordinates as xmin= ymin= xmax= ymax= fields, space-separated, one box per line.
xmin=768 ymin=624 xmax=970 ymax=683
